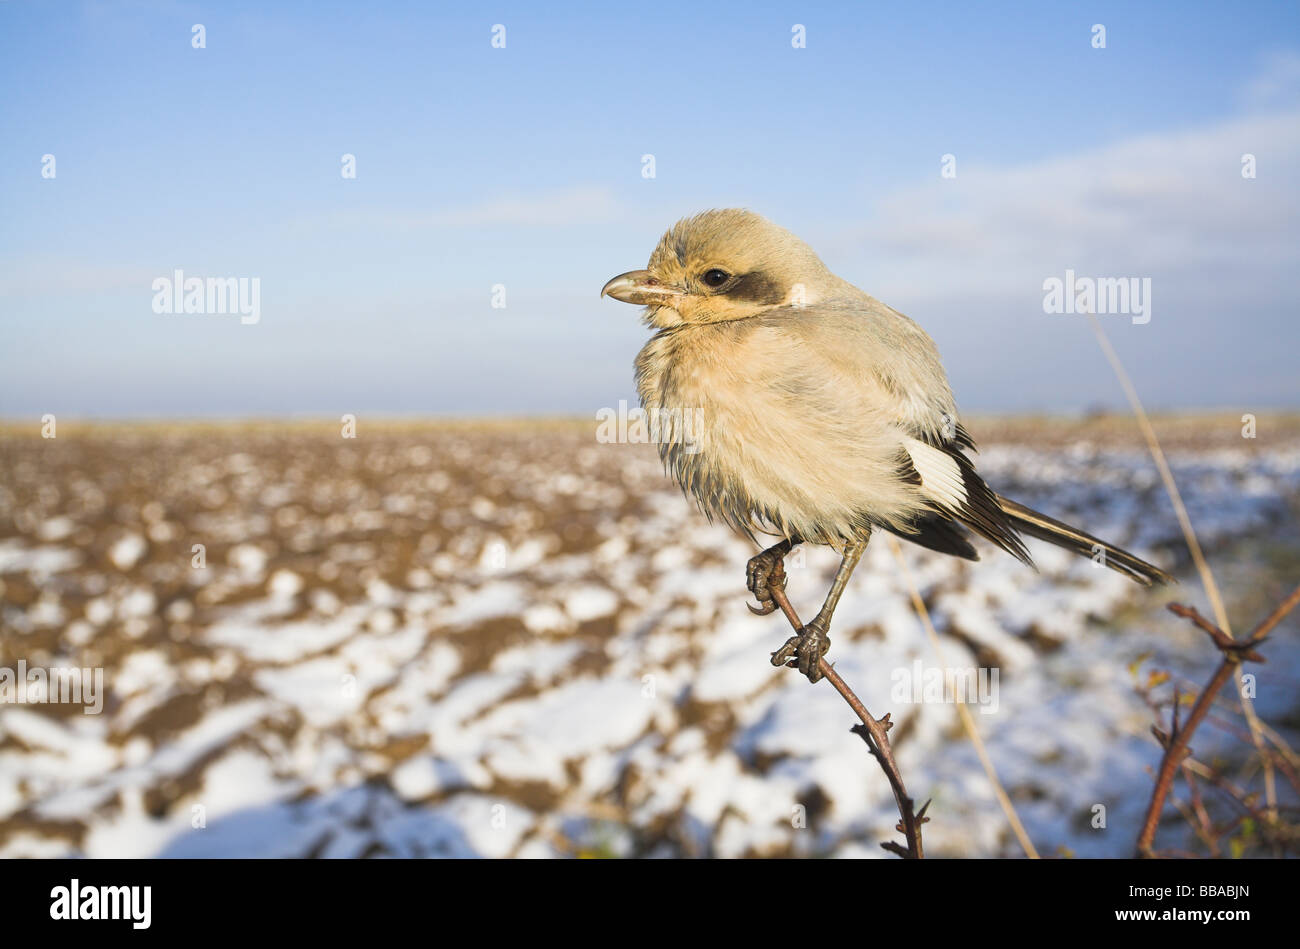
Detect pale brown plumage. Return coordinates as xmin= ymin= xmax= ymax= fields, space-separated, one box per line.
xmin=602 ymin=209 xmax=1172 ymax=681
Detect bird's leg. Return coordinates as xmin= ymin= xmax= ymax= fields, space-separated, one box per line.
xmin=772 ymin=537 xmax=867 ymax=683
xmin=746 ymin=538 xmax=795 ymax=615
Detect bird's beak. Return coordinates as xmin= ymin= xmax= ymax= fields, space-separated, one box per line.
xmin=600 ymin=270 xmax=684 ymax=307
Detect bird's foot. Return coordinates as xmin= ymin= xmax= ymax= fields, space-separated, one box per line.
xmin=771 ymin=620 xmax=831 ymax=683
xmin=746 ymin=547 xmax=788 ymax=615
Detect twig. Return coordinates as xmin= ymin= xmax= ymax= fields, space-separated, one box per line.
xmin=1135 ymin=584 xmax=1300 ymax=857
xmin=888 ymin=538 xmax=1041 ymax=859
xmin=765 ymin=560 xmax=928 ymax=858
xmin=1179 ymin=759 xmax=1219 ymax=856
xmin=1245 ymin=583 xmax=1300 ymax=643
xmin=1088 ymin=314 xmax=1279 ymax=821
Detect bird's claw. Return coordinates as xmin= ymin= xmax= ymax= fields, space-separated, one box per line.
xmin=750 ymin=544 xmax=829 ymax=682
xmin=746 ymin=549 xmax=787 ymax=615
xmin=770 ymin=623 xmax=831 ymax=683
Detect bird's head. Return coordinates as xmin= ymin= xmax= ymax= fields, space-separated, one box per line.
xmin=601 ymin=209 xmax=841 ymax=329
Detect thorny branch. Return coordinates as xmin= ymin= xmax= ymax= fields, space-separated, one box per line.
xmin=763 ymin=559 xmax=929 ymax=858
xmin=1136 ymin=583 xmax=1300 ymax=857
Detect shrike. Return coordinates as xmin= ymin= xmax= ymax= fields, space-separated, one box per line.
xmin=602 ymin=209 xmax=1171 ymax=683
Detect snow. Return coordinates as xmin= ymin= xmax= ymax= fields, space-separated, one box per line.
xmin=3 ymin=427 xmax=1296 ymax=858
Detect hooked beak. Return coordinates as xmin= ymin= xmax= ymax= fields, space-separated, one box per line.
xmin=600 ymin=270 xmax=685 ymax=307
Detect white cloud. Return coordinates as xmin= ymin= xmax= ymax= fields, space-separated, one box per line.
xmin=289 ymin=185 xmax=619 ymax=236
xmin=1242 ymin=49 xmax=1300 ymax=110
xmin=830 ymin=108 xmax=1299 ymax=307
xmin=432 ymin=185 xmax=617 ymax=227
xmin=0 ymin=258 xmax=160 ymax=297
xmin=808 ymin=62 xmax=1300 ymax=410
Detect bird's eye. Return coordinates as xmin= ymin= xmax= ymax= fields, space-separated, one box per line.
xmin=701 ymin=269 xmax=731 ymax=288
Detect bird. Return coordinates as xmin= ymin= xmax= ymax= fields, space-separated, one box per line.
xmin=601 ymin=208 xmax=1173 ymax=684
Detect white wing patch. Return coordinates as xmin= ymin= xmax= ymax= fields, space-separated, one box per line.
xmin=903 ymin=437 xmax=968 ymax=511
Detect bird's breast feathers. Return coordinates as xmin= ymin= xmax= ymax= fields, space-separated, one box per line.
xmin=634 ymin=310 xmax=957 ymax=542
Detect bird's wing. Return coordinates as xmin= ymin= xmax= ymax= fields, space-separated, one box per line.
xmin=897 ymin=435 xmax=1032 ymax=565
xmin=765 ymin=300 xmax=1030 ymax=563
xmin=769 ymin=298 xmax=962 ymax=443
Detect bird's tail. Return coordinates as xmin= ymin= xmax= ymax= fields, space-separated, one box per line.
xmin=996 ymin=495 xmax=1174 ymax=586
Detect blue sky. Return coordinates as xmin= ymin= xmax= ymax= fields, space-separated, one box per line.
xmin=2 ymin=0 xmax=1298 ymax=417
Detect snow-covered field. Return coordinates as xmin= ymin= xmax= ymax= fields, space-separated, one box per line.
xmin=1 ymin=418 xmax=1297 ymax=858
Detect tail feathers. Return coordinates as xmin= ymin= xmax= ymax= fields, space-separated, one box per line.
xmin=996 ymin=495 xmax=1174 ymax=587
xmin=884 ymin=512 xmax=980 ymax=562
